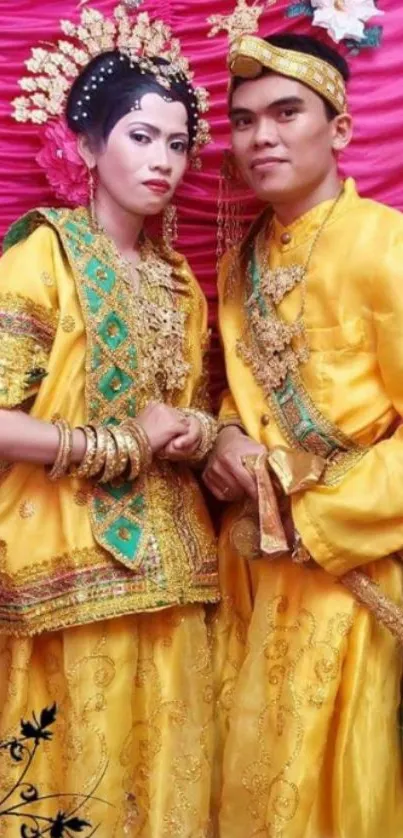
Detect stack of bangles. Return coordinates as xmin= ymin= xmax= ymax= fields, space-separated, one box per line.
xmin=179 ymin=409 xmax=219 ymax=463
xmin=47 ymin=417 xmax=153 ymax=483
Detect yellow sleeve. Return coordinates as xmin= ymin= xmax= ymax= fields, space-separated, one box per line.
xmin=0 ymin=224 xmax=59 ymax=409
xmin=293 ymin=232 xmax=403 ymax=575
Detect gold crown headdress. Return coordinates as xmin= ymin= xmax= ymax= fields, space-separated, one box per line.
xmin=12 ymin=3 xmax=210 ymax=157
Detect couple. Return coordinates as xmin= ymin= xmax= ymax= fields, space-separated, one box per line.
xmin=0 ymin=4 xmax=403 ymax=837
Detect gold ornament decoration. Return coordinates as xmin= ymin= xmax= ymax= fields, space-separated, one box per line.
xmin=237 ymin=188 xmax=345 ymax=392
xmin=217 ymin=149 xmax=244 ymax=264
xmin=19 ymin=501 xmax=37 ymax=519
xmin=162 ymin=204 xmax=178 ymax=250
xmin=208 ymin=0 xmax=264 ymax=43
xmin=12 ymin=3 xmax=211 ymax=161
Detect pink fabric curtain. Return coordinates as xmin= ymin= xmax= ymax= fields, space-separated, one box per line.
xmin=0 ymin=0 xmax=401 ymax=397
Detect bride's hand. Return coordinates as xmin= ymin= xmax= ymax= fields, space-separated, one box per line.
xmin=135 ymin=402 xmax=189 ymax=454
xmin=159 ymin=414 xmax=202 ymax=461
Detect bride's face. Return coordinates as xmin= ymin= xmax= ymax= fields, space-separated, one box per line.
xmin=83 ymin=93 xmax=190 ymax=216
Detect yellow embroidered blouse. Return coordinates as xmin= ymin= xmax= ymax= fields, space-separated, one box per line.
xmin=219 ymin=178 xmax=403 ymax=578
xmin=0 ymin=207 xmax=218 ymax=636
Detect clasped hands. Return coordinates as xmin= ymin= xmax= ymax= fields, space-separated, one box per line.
xmin=135 ymin=401 xmax=202 ymax=460
xmin=202 ymin=426 xmax=295 ymax=547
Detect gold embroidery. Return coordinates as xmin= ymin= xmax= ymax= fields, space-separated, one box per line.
xmin=0 ymin=606 xmax=213 ymax=836
xmin=237 ymin=595 xmax=353 ymax=835
xmin=61 ymin=314 xmax=76 ymax=332
xmin=73 ymin=488 xmax=91 ymax=506
xmin=58 ymin=209 xmax=193 ymax=418
xmin=0 ymin=291 xmax=58 ymax=408
xmin=342 ymin=569 xmax=403 ymax=645
xmin=41 ymin=270 xmax=54 ymax=286
xmin=0 ymin=541 xmax=219 ymax=637
xmin=19 ymin=500 xmax=36 ymax=518
xmin=265 ymin=371 xmax=368 ymax=486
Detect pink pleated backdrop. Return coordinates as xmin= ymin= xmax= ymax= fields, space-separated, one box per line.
xmin=0 ymin=0 xmax=400 ymax=397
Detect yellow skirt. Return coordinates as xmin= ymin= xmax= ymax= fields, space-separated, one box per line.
xmin=211 ymin=511 xmax=403 ymax=838
xmin=0 ymin=605 xmax=213 ymax=838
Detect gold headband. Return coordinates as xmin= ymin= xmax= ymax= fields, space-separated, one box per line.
xmin=229 ymin=35 xmax=347 ymax=115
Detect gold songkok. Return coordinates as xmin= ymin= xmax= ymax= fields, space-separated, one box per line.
xmin=228 ymin=35 xmax=347 ymax=115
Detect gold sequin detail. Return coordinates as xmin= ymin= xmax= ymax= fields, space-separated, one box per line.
xmin=41 ymin=271 xmax=54 ymax=286
xmin=61 ymin=314 xmax=75 ymax=332
xmin=73 ymin=488 xmax=91 ymax=506
xmin=0 ymin=540 xmax=7 ymax=559
xmin=342 ymin=569 xmax=403 ymax=645
xmin=0 ymin=291 xmax=57 ymax=408
xmin=19 ymin=500 xmax=36 ymax=518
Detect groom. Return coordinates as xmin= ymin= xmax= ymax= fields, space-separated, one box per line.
xmin=205 ymin=32 xmax=403 ymax=838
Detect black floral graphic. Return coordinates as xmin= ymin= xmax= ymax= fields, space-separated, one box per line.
xmin=0 ymin=704 xmax=110 ymax=836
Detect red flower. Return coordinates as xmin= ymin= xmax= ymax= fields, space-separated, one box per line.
xmin=36 ymin=118 xmax=89 ymax=206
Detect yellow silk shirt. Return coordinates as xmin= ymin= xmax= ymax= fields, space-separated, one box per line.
xmin=220 ymin=178 xmax=403 ymax=574
xmin=214 ymin=178 xmax=403 ymax=838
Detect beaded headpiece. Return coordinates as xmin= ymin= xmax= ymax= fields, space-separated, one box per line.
xmin=12 ymin=3 xmax=210 ymax=157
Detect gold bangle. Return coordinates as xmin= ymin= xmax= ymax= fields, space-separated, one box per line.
xmin=88 ymin=425 xmax=109 ymax=478
xmin=123 ymin=429 xmax=142 ymax=480
xmin=48 ymin=419 xmax=73 ymax=481
xmin=123 ymin=420 xmax=153 ymax=470
xmin=180 ymin=408 xmax=218 ymax=462
xmin=99 ymin=428 xmax=118 ymax=484
xmin=108 ymin=426 xmax=129 ymax=479
xmin=73 ymin=426 xmax=97 ymax=479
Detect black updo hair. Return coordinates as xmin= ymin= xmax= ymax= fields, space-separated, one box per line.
xmin=66 ymin=50 xmax=199 ymax=148
xmin=230 ymin=33 xmax=350 ymax=121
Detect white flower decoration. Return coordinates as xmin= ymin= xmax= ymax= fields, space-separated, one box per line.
xmin=311 ymin=0 xmax=383 ymax=43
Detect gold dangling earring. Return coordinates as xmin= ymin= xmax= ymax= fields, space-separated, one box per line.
xmin=162 ymin=204 xmax=178 ymax=250
xmin=217 ymin=149 xmax=242 ymax=267
xmin=88 ymin=167 xmax=96 ymax=229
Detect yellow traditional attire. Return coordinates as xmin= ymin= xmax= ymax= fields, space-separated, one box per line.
xmin=0 ymin=207 xmax=219 ymax=836
xmin=213 ymin=178 xmax=403 ymax=838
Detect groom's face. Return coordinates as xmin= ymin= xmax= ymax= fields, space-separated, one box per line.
xmin=229 ymin=72 xmax=345 ymax=204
